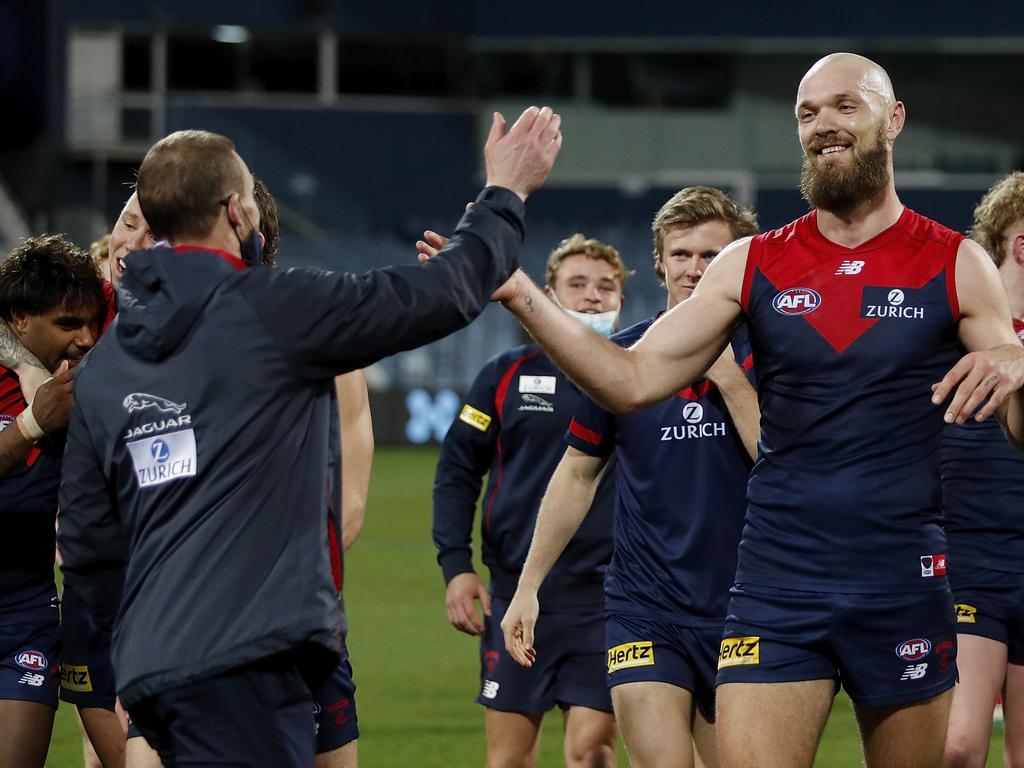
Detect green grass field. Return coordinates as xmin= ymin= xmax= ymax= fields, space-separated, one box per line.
xmin=44 ymin=447 xmax=1006 ymax=766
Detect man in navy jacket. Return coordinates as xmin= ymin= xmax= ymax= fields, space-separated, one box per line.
xmin=59 ymin=107 xmax=562 ymax=766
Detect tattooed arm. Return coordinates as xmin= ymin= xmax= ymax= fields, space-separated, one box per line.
xmin=0 ymin=321 xmax=48 ymax=401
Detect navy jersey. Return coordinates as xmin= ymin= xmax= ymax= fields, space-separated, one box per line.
xmin=940 ymin=319 xmax=1024 ymax=572
xmin=739 ymin=208 xmax=962 ymax=592
xmin=433 ymin=345 xmax=614 ymax=608
xmin=565 ymin=318 xmax=753 ymax=627
xmin=0 ymin=366 xmax=61 ymax=619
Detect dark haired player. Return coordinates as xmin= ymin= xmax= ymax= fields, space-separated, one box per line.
xmin=0 ymin=235 xmax=104 ymax=768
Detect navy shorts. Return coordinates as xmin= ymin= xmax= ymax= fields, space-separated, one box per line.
xmin=717 ymin=584 xmax=957 ymax=708
xmin=950 ymin=563 xmax=1024 ymax=663
xmin=0 ymin=611 xmax=60 ymax=708
xmin=128 ymin=653 xmax=315 ymax=767
xmin=605 ymin=612 xmax=721 ymax=722
xmin=477 ymin=596 xmax=611 ymax=715
xmin=313 ymin=646 xmax=359 ymax=753
xmin=59 ymin=583 xmax=116 ymax=710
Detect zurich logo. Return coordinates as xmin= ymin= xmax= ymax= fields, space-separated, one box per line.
xmin=682 ymin=403 xmax=704 ymax=424
xmin=772 ymin=288 xmax=821 ymax=316
xmin=888 ymin=289 xmax=905 ymax=306
xmin=150 ymin=439 xmax=170 ymax=463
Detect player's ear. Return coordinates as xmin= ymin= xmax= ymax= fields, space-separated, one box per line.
xmin=8 ymin=308 xmax=29 ymax=336
xmin=1012 ymin=233 xmax=1024 ymax=266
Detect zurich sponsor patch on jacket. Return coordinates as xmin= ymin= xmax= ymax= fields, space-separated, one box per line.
xmin=127 ymin=429 xmax=197 ymax=488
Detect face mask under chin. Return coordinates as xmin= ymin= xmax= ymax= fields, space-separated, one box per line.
xmin=551 ymin=294 xmax=620 ymax=338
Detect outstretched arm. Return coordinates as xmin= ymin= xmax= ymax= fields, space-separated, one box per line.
xmin=933 ymin=239 xmax=1024 ymax=447
xmin=336 ymin=371 xmax=373 ymax=550
xmin=501 ymin=447 xmax=607 ymax=666
xmin=498 ymin=239 xmax=751 ymax=414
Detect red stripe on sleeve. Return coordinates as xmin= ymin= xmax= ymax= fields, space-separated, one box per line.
xmin=569 ymin=418 xmax=603 ymax=447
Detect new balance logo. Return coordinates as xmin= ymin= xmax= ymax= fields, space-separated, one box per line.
xmin=18 ymin=672 xmax=45 ymax=687
xmin=835 ymin=260 xmax=865 ymax=275
xmin=900 ymin=663 xmax=928 ymax=681
xmin=481 ymin=680 xmax=500 ymax=699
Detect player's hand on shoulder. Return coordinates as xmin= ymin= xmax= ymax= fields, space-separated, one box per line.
xmin=500 ymin=588 xmax=539 ymax=668
xmin=445 ymin=571 xmax=492 ymax=636
xmin=933 ymin=343 xmax=1024 ymax=424
xmin=484 ymin=107 xmax=562 ymax=201
xmin=30 ymin=361 xmax=75 ymax=434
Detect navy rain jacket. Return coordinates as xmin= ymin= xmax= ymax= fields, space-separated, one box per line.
xmin=58 ymin=188 xmax=525 ymax=707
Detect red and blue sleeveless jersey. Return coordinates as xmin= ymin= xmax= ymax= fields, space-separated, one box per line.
xmin=738 ymin=208 xmax=962 ymax=593
xmin=0 ymin=366 xmax=61 ymax=619
xmin=940 ymin=319 xmax=1024 ymax=573
xmin=566 ymin=318 xmax=753 ymax=626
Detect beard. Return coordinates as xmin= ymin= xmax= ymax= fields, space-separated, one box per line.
xmin=799 ymin=127 xmax=890 ymax=214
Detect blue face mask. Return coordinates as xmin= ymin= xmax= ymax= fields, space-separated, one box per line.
xmin=564 ymin=307 xmax=619 ymax=338
xmin=237 ymin=221 xmax=264 ymax=267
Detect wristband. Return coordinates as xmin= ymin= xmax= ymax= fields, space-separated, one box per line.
xmin=16 ymin=404 xmax=46 ymax=443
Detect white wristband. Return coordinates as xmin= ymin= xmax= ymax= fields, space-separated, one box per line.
xmin=17 ymin=403 xmax=46 ymax=443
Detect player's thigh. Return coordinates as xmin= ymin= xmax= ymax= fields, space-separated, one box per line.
xmin=0 ymin=699 xmax=55 ymax=768
xmin=612 ymin=681 xmax=695 ymax=768
xmin=125 ymin=732 xmax=162 ymax=768
xmin=692 ymin=707 xmax=719 ymax=768
xmin=716 ymin=680 xmax=834 ymax=768
xmin=855 ymin=688 xmax=952 ymax=768
xmin=315 ymin=740 xmax=357 ymax=768
xmin=943 ymin=634 xmax=1006 ymax=767
xmin=562 ymin=705 xmax=616 ymax=768
xmin=484 ymin=708 xmax=544 ymax=768
xmin=1004 ymin=662 xmax=1024 ymax=768
xmin=79 ymin=706 xmax=127 ymax=768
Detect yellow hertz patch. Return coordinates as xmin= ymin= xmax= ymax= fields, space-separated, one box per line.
xmin=955 ymin=604 xmax=978 ymax=624
xmin=59 ymin=663 xmax=94 ymax=692
xmin=719 ymin=636 xmax=760 ymax=669
xmin=607 ymin=641 xmax=655 ymax=673
xmin=458 ymin=404 xmax=492 ymax=432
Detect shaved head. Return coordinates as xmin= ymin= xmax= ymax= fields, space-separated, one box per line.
xmin=798 ymin=53 xmax=895 ymax=112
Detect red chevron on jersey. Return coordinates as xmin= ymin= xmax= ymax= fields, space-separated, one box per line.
xmin=0 ymin=367 xmax=40 ymax=466
xmin=742 ymin=208 xmax=961 ymax=354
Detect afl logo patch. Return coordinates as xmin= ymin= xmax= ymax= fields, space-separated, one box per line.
xmin=895 ymin=638 xmax=931 ymax=661
xmin=15 ymin=651 xmax=48 ymax=671
xmin=772 ymin=288 xmax=821 ymax=316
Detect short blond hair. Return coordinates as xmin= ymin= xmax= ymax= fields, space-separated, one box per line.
xmin=652 ymin=186 xmax=758 ymax=283
xmin=545 ymin=234 xmax=628 ymax=290
xmin=970 ymin=172 xmax=1024 ymax=267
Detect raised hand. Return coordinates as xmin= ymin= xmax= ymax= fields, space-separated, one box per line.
xmin=484 ymin=107 xmax=563 ymax=201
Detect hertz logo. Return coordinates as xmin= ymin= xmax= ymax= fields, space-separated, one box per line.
xmin=458 ymin=404 xmax=492 ymax=432
xmin=719 ymin=636 xmax=760 ymax=669
xmin=607 ymin=642 xmax=655 ymax=673
xmin=955 ymin=604 xmax=977 ymax=624
xmin=60 ymin=664 xmax=94 ymax=692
